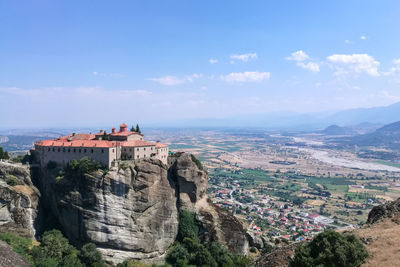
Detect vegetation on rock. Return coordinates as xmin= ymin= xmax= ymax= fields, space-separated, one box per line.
xmin=289 ymin=230 xmax=368 ymax=267
xmin=0 ymin=230 xmax=106 ymax=267
xmin=165 ymin=210 xmax=252 ymax=267
xmin=190 ymin=154 xmax=203 ymax=170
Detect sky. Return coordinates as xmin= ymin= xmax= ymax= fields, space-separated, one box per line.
xmin=1 ymin=0 xmax=400 ymax=128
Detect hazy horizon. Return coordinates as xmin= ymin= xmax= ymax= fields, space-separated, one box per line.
xmin=1 ymin=1 xmax=400 ymax=128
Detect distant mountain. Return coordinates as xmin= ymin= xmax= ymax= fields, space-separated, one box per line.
xmin=321 ymin=125 xmax=357 ymax=135
xmin=326 ymin=102 xmax=400 ymax=126
xmin=171 ymin=102 xmax=400 ymax=130
xmin=349 ymin=121 xmax=400 ymax=149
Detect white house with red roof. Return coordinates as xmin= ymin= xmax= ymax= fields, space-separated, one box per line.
xmin=33 ymin=123 xmax=168 ymax=168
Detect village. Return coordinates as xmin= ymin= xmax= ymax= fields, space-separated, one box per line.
xmin=207 ymin=168 xmax=393 ymax=244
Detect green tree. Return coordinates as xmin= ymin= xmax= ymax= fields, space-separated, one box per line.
xmin=166 ymin=243 xmax=190 ymax=266
xmin=177 ymin=210 xmax=200 ymax=241
xmin=289 ymin=230 xmax=368 ymax=267
xmin=130 ymin=126 xmax=135 ymax=132
xmin=206 ymin=242 xmax=234 ymax=267
xmin=135 ymin=124 xmax=141 ymax=134
xmin=0 ymin=146 xmax=9 ymax=159
xmin=193 ymin=246 xmax=217 ymax=267
xmin=79 ymin=243 xmax=106 ymax=267
xmin=31 ymin=230 xmax=79 ymax=266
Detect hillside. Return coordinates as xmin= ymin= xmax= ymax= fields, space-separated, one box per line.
xmin=321 ymin=125 xmax=357 ymax=135
xmin=349 ymin=121 xmax=400 ymax=149
xmin=352 ymin=198 xmax=400 ymax=267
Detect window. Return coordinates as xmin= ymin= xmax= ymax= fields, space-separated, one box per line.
xmin=137 ymin=148 xmax=139 ymax=151
xmin=112 ymin=149 xmax=114 ymax=152
xmin=68 ymin=149 xmax=70 ymax=152
xmin=144 ymin=154 xmax=146 ymax=157
xmin=63 ymin=148 xmax=65 ymax=152
xmin=91 ymin=149 xmax=93 ymax=153
xmin=79 ymin=149 xmax=81 ymax=153
xmin=144 ymin=148 xmax=146 ymax=151
xmin=84 ymin=149 xmax=87 ymax=153
xmin=52 ymin=148 xmax=55 ymax=152
xmin=101 ymin=149 xmax=104 ymax=153
xmin=137 ymin=155 xmax=139 ymax=158
xmin=130 ymin=149 xmax=132 ymax=152
xmin=73 ymin=149 xmax=76 ymax=152
xmin=48 ymin=148 xmax=50 ymax=151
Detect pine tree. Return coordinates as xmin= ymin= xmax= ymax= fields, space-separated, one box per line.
xmin=135 ymin=124 xmax=141 ymax=134
xmin=130 ymin=126 xmax=135 ymax=132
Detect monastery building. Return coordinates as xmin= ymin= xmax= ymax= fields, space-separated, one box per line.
xmin=33 ymin=123 xmax=168 ymax=168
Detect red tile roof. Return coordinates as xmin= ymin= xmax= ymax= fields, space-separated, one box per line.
xmin=121 ymin=140 xmax=155 ymax=147
xmin=155 ymin=142 xmax=168 ymax=148
xmin=59 ymin=133 xmax=96 ymax=141
xmin=109 ymin=131 xmax=142 ymax=136
xmin=36 ymin=140 xmax=118 ymax=148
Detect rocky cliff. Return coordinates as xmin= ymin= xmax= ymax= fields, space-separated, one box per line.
xmin=33 ymin=152 xmax=249 ymax=264
xmin=0 ymin=161 xmax=39 ymax=238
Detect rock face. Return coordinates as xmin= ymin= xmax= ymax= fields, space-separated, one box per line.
xmin=0 ymin=240 xmax=30 ymax=267
xmin=38 ymin=158 xmax=178 ymax=264
xmin=367 ymin=198 xmax=400 ymax=224
xmin=169 ymin=153 xmax=249 ymax=255
xmin=0 ymin=161 xmax=39 ymax=238
xmin=36 ymin=152 xmax=249 ymax=264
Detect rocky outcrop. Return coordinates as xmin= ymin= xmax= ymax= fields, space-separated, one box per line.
xmin=367 ymin=198 xmax=400 ymax=224
xmin=169 ymin=153 xmax=249 ymax=255
xmin=253 ymin=244 xmax=298 ymax=267
xmin=0 ymin=161 xmax=39 ymax=238
xmin=36 ymin=152 xmax=249 ymax=264
xmin=38 ymin=158 xmax=178 ymax=264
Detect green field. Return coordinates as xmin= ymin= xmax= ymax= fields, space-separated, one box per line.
xmin=374 ymin=160 xmax=400 ymax=168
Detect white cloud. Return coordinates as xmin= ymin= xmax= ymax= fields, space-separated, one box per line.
xmin=360 ymin=35 xmax=367 ymax=40
xmin=209 ymin=58 xmax=218 ymax=64
xmin=344 ymin=40 xmax=354 ymax=45
xmin=92 ymin=71 xmax=124 ymax=77
xmin=327 ymin=54 xmax=380 ymax=76
xmin=297 ymin=62 xmax=320 ymax=72
xmin=230 ymin=53 xmax=257 ymax=62
xmin=149 ymin=74 xmax=203 ymax=86
xmin=185 ymin=73 xmax=203 ymax=82
xmin=221 ymin=71 xmax=270 ymax=83
xmin=286 ymin=50 xmax=309 ymax=61
xmin=382 ymin=59 xmax=400 ymax=82
xmin=148 ymin=76 xmax=185 ymax=86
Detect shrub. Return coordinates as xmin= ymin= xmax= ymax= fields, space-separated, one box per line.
xmin=79 ymin=243 xmax=106 ymax=267
xmin=5 ymin=174 xmax=23 ymax=186
xmin=31 ymin=229 xmax=76 ymax=263
xmin=261 ymin=244 xmax=273 ymax=254
xmin=166 ymin=243 xmax=189 ymax=265
xmin=177 ymin=210 xmax=200 ymax=241
xmin=289 ymin=230 xmax=368 ymax=267
xmin=190 ymin=154 xmax=203 ymax=170
xmin=64 ymin=157 xmax=103 ymax=178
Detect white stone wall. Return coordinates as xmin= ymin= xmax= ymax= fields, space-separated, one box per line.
xmin=156 ymin=147 xmax=169 ymax=164
xmin=35 ymin=145 xmax=116 ymax=168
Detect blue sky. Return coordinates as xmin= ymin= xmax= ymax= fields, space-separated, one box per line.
xmin=1 ymin=0 xmax=400 ymax=128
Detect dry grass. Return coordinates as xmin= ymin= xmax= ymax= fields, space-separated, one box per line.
xmin=12 ymin=185 xmax=34 ymax=196
xmin=353 ymin=219 xmax=400 ymax=267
